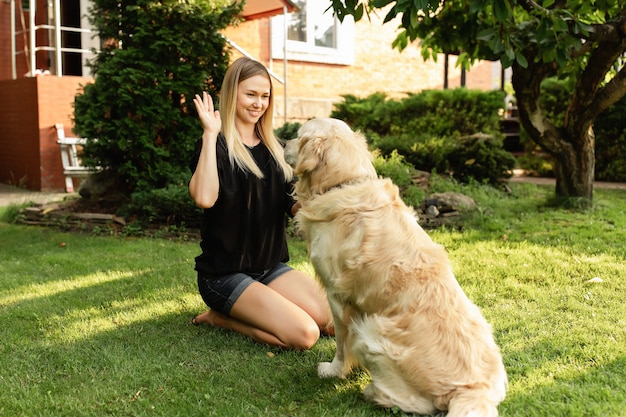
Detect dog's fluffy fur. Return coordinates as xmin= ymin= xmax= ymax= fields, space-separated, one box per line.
xmin=289 ymin=118 xmax=507 ymax=416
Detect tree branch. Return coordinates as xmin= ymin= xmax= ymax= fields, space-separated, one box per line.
xmin=570 ymin=8 xmax=626 ymax=58
xmin=569 ymin=37 xmax=626 ymax=124
xmin=516 ymin=0 xmax=547 ymax=14
xmin=587 ymin=19 xmax=626 ymax=44
xmin=511 ymin=51 xmax=562 ymax=154
xmin=586 ymin=65 xmax=626 ymax=121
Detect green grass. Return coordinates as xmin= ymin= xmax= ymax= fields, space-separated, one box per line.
xmin=1 ymin=183 xmax=625 ymax=416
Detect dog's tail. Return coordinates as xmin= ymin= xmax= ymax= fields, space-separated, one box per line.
xmin=443 ymin=382 xmax=505 ymax=417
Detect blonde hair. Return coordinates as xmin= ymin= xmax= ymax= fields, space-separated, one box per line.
xmin=219 ymin=57 xmax=293 ymax=181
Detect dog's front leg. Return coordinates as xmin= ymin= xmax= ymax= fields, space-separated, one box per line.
xmin=318 ymin=294 xmax=355 ymax=378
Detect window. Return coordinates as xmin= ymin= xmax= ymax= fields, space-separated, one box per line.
xmin=271 ymin=0 xmax=354 ymax=65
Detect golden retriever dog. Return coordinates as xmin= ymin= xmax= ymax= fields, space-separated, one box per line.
xmin=288 ymin=118 xmax=507 ymax=416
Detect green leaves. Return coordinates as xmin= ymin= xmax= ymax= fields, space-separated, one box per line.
xmin=372 ymin=0 xmax=395 ymax=7
xmin=392 ymin=31 xmax=409 ymax=50
xmin=515 ymin=51 xmax=529 ymax=68
xmin=330 ymin=0 xmax=621 ymax=75
xmin=328 ymin=0 xmax=365 ymax=22
xmin=469 ymin=0 xmax=487 ymax=14
xmin=492 ymin=0 xmax=512 ymax=22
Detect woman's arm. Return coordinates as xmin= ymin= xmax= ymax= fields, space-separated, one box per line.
xmin=290 ymin=201 xmax=301 ymax=217
xmin=189 ymin=92 xmax=221 ymax=209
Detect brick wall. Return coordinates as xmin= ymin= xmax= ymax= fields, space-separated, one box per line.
xmin=0 ymin=78 xmax=40 ymax=188
xmin=0 ymin=76 xmax=92 ymax=191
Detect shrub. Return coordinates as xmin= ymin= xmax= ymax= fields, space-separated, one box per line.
xmin=395 ymin=89 xmax=505 ymax=137
xmin=401 ymin=186 xmax=427 ymax=210
xmin=515 ymin=153 xmax=555 ymax=177
xmin=372 ymin=149 xmax=413 ymax=187
xmin=537 ymin=78 xmax=570 ymax=128
xmin=374 ymin=133 xmax=455 ymax=174
xmin=74 ymin=0 xmax=241 ymax=194
xmin=372 ymin=150 xmax=426 ymax=208
xmin=331 ymin=88 xmax=505 ymax=138
xmin=125 ymin=183 xmax=203 ymax=228
xmin=275 ymin=122 xmax=302 ymax=141
xmin=332 ymin=88 xmax=511 ymax=184
xmin=447 ymin=135 xmax=516 ymax=185
xmin=331 ymin=92 xmax=392 ymax=134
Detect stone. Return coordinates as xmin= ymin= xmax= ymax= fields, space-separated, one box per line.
xmin=426 ymin=192 xmax=477 ymax=211
xmin=426 ymin=205 xmax=440 ymax=217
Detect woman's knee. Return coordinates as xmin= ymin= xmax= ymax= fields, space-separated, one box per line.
xmin=289 ymin=319 xmax=321 ymax=350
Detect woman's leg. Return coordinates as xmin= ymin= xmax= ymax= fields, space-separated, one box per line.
xmin=193 ymin=271 xmax=332 ymax=350
xmin=266 ymin=269 xmax=334 ymax=336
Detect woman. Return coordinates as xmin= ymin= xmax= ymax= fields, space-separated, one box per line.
xmin=189 ymin=57 xmax=333 ymax=350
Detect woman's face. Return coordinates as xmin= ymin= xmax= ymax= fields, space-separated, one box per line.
xmin=236 ymin=74 xmax=271 ymax=126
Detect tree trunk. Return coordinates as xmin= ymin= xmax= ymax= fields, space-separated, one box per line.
xmin=512 ymin=59 xmax=595 ymax=204
xmin=518 ymin=111 xmax=595 ymax=203
xmin=550 ymin=127 xmax=595 ymax=201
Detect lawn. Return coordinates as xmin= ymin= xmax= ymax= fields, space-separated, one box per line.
xmin=1 ymin=183 xmax=625 ymax=416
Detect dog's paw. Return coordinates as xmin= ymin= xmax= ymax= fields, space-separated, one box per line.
xmin=317 ymin=361 xmax=343 ymax=378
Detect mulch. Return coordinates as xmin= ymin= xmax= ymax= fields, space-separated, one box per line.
xmin=17 ymin=198 xmax=201 ymax=240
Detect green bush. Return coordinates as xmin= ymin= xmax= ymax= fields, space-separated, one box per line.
xmin=125 ymin=184 xmax=203 ymax=228
xmin=332 ymin=88 xmax=511 ymax=184
xmin=275 ymin=122 xmax=302 ymax=141
xmin=372 ymin=149 xmax=414 ymax=187
xmin=74 ymin=0 xmax=241 ymax=194
xmin=447 ymin=135 xmax=516 ymax=184
xmin=515 ymin=153 xmax=554 ymax=177
xmin=394 ymin=89 xmax=505 ymax=137
xmin=331 ymin=92 xmax=392 ymax=135
xmin=537 ymin=78 xmax=570 ymax=128
xmin=331 ymin=89 xmax=505 ymax=138
xmin=372 ymin=150 xmax=426 ymax=207
xmin=401 ymin=186 xmax=427 ymax=210
xmin=374 ymin=133 xmax=455 ymax=173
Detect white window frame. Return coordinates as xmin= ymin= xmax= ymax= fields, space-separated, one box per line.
xmin=270 ymin=2 xmax=355 ymax=66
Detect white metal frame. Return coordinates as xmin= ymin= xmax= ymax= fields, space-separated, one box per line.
xmin=10 ymin=0 xmax=97 ymax=79
xmin=55 ymin=123 xmax=99 ymax=193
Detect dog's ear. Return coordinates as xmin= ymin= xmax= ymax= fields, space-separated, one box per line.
xmin=294 ymin=136 xmax=325 ymax=176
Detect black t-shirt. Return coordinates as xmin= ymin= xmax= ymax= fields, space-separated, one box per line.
xmin=189 ymin=134 xmax=295 ymax=277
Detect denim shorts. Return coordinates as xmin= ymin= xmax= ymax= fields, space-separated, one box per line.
xmin=197 ymin=263 xmax=293 ymax=315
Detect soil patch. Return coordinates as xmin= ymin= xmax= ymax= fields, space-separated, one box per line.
xmin=17 ymin=198 xmax=201 ymax=241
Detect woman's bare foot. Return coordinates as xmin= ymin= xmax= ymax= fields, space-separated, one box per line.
xmin=192 ymin=309 xmax=224 ymax=326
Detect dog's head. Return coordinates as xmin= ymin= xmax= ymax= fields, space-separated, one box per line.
xmin=291 ymin=118 xmax=377 ymax=201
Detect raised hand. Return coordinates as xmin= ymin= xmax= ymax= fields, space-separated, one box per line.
xmin=193 ymin=91 xmax=221 ymax=135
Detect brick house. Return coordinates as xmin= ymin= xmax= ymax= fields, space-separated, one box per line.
xmin=0 ymin=0 xmax=502 ymax=190
xmin=225 ymin=1 xmax=502 ymax=124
